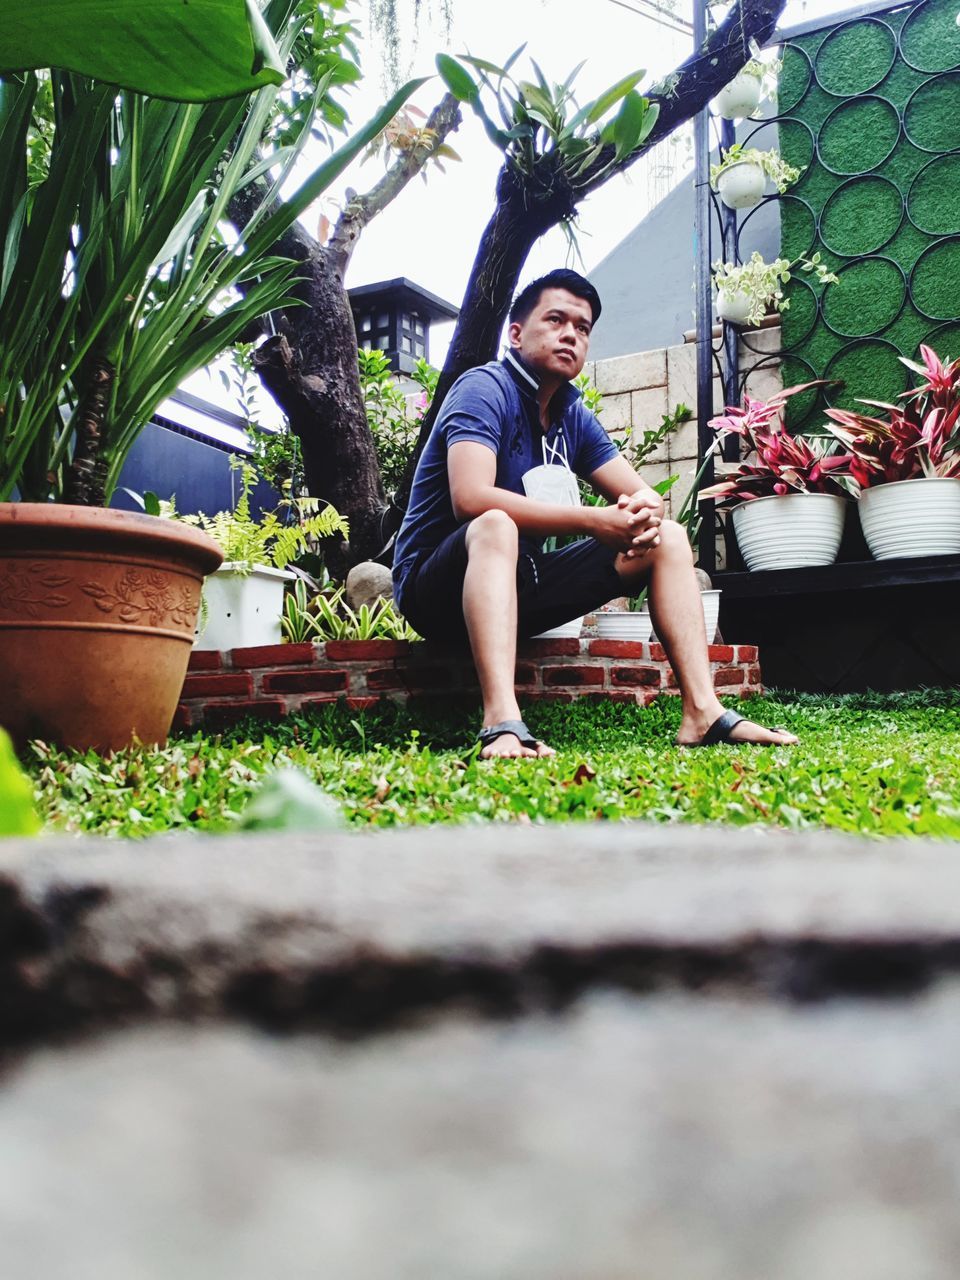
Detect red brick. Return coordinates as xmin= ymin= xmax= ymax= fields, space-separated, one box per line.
xmin=346 ymin=696 xmax=381 ymax=711
xmin=171 ymin=703 xmax=193 ymax=732
xmin=231 ymin=643 xmax=316 ymax=668
xmin=518 ymin=638 xmax=580 ymax=658
xmin=578 ymin=690 xmax=643 ymax=703
xmin=459 ymin=666 xmax=481 ymax=688
xmin=543 ymin=664 xmax=605 ymax=687
xmin=181 ymin=672 xmax=253 ymax=699
xmin=296 ymin=696 xmax=349 ymax=712
xmin=649 ymin=643 xmax=668 ymax=662
xmin=666 ymin=667 xmax=680 ymax=687
xmin=367 ymin=666 xmax=453 ymax=692
xmin=261 ymin=670 xmax=348 ymax=694
xmin=611 ymin=666 xmax=662 ymax=687
xmin=515 ymin=663 xmax=539 ymax=686
xmin=736 ymin=645 xmax=759 ymax=662
xmin=707 ymin=644 xmax=735 ymax=663
xmin=713 ymin=666 xmax=744 ymax=687
xmin=746 ymin=664 xmax=763 ymax=685
xmin=200 ymin=699 xmax=285 ymax=729
xmin=325 ymin=640 xmax=412 ymax=661
xmin=537 ymin=692 xmax=573 ymax=703
xmin=588 ymin=640 xmax=648 ymax=658
xmin=187 ymin=649 xmax=222 ymax=672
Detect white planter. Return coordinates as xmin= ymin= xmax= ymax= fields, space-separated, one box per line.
xmin=716 ymin=288 xmax=755 ymax=326
xmin=533 ymin=616 xmax=583 ymax=640
xmin=195 ymin=562 xmax=294 ymax=651
xmin=858 ymin=477 xmax=960 ymax=560
xmin=715 ymin=160 xmax=766 ymax=210
xmin=713 ymin=72 xmax=763 ymax=120
xmin=594 ymin=609 xmax=655 ymax=643
xmin=649 ymin=590 xmax=722 ymax=645
xmin=732 ymin=493 xmax=847 ymax=571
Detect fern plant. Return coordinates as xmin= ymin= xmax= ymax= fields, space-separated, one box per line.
xmin=180 ymin=461 xmax=348 ymax=574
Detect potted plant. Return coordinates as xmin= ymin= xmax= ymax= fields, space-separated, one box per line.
xmin=825 ymin=345 xmax=960 ymax=560
xmin=0 ymin=14 xmax=419 ymax=750
xmin=710 ymin=144 xmax=802 ymax=210
xmin=700 ymin=385 xmax=856 ymax=571
xmin=714 ymin=252 xmax=839 ymax=328
xmin=712 ymin=53 xmax=781 ymax=120
xmin=179 ymin=464 xmax=349 ymax=651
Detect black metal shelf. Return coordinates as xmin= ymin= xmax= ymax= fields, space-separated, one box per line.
xmin=716 ymin=554 xmax=960 ymax=599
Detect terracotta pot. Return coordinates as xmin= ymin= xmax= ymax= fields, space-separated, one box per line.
xmin=0 ymin=504 xmax=222 ymax=751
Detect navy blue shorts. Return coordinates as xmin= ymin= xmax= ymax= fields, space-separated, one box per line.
xmin=397 ymin=524 xmax=628 ymax=643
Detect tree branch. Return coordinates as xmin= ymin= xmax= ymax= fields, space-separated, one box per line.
xmin=327 ymin=92 xmax=462 ymax=279
xmin=579 ymin=0 xmax=786 ymax=197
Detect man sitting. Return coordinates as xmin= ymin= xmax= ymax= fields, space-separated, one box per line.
xmin=392 ymin=269 xmax=797 ymax=758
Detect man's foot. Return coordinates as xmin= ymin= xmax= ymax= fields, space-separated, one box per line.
xmin=677 ymin=707 xmax=798 ymax=748
xmin=478 ymin=719 xmax=556 ymax=759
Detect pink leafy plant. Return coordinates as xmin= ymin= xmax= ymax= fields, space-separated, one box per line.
xmin=824 ymin=345 xmax=960 ymax=490
xmin=699 ymin=382 xmax=855 ymax=504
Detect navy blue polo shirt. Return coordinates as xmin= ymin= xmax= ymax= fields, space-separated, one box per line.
xmin=392 ymin=351 xmax=618 ymax=610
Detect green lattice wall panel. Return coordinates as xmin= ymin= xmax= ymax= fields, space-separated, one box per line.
xmin=778 ymin=0 xmax=960 ymax=426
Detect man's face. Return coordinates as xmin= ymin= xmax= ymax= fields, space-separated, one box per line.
xmin=508 ymin=287 xmax=594 ymax=383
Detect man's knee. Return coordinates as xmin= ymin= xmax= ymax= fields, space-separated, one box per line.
xmin=657 ymin=518 xmax=693 ymax=562
xmin=465 ymin=508 xmax=519 ymax=558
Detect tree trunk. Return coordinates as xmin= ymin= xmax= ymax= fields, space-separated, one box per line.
xmin=63 ymin=354 xmax=114 ymax=507
xmin=253 ymin=248 xmax=386 ymax=569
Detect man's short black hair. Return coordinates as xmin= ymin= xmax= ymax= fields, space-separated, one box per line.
xmin=509 ymin=269 xmax=602 ymax=326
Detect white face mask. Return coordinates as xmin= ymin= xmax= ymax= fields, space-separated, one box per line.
xmin=521 ymin=431 xmax=581 ymax=508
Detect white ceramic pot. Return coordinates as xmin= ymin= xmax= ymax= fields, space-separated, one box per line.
xmin=732 ymin=493 xmax=847 ymax=571
xmin=594 ymin=609 xmax=655 ymax=643
xmin=716 ymin=288 xmax=754 ymax=326
xmin=649 ymin=589 xmax=722 ymax=645
xmin=195 ymin=562 xmax=295 ymax=651
xmin=858 ymin=477 xmax=960 ymax=560
xmin=713 ymin=71 xmax=763 ymax=119
xmin=715 ymin=160 xmax=766 ymax=210
xmin=533 ymin=616 xmax=583 ymax=640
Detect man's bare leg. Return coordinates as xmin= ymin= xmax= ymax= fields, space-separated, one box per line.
xmin=617 ymin=521 xmax=797 ymax=746
xmin=463 ymin=510 xmax=554 ymax=759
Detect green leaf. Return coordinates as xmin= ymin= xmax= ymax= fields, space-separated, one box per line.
xmin=460 ymin=55 xmax=508 ymax=79
xmin=612 ymin=90 xmax=648 ymax=162
xmin=0 ymin=728 xmax=40 ymax=837
xmin=237 ymin=768 xmax=343 ymax=832
xmin=0 ymin=0 xmax=286 ymax=101
xmin=435 ymin=53 xmax=478 ymax=103
xmin=568 ymin=70 xmax=646 ymax=132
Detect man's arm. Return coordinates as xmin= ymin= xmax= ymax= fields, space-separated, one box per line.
xmin=590 ymin=453 xmax=665 ymax=517
xmin=448 ymin=441 xmax=655 ymax=554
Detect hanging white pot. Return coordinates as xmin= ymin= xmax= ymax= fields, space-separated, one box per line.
xmin=716 ymin=288 xmax=754 ymax=326
xmin=594 ymin=609 xmax=655 ymax=643
xmin=713 ymin=71 xmax=763 ymax=120
xmin=732 ymin=493 xmax=847 ymax=571
xmin=195 ymin=562 xmax=295 ymax=651
xmin=858 ymin=477 xmax=960 ymax=560
xmin=715 ymin=160 xmax=766 ymax=210
xmin=533 ymin=615 xmax=583 ymax=640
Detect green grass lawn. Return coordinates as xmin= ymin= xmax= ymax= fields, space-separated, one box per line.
xmin=25 ymin=691 xmax=960 ymax=840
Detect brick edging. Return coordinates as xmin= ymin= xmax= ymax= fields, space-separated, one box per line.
xmin=175 ymin=639 xmax=763 ymax=731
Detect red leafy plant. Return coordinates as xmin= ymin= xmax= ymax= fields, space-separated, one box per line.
xmin=824 ymin=346 xmax=960 ymax=491
xmin=699 ymin=383 xmax=855 ymax=504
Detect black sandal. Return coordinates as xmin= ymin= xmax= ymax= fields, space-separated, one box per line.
xmin=679 ymin=709 xmax=794 ymax=748
xmin=477 ymin=719 xmax=540 ymax=753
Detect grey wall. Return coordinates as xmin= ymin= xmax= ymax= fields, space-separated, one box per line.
xmin=589 ymin=121 xmax=782 ymax=360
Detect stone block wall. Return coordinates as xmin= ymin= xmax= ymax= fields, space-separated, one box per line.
xmin=586 ymin=325 xmax=782 ymax=523
xmin=175 ymin=640 xmax=763 ymax=732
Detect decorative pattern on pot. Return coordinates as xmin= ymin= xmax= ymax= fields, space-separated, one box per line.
xmin=732 ymin=492 xmax=847 ymax=571
xmin=858 ymin=477 xmax=960 ymax=559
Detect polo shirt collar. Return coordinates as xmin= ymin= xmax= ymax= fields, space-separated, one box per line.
xmin=501 ymin=349 xmax=581 ymax=419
